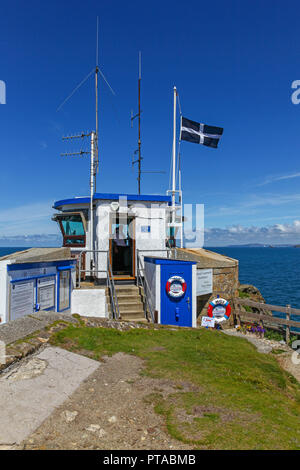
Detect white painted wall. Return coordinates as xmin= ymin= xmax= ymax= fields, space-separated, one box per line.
xmin=56 ymin=199 xmax=169 ymax=280
xmin=71 ymin=288 xmax=108 ymax=318
xmin=192 ymin=264 xmax=197 ymax=328
xmin=94 ymin=200 xmax=169 ymax=279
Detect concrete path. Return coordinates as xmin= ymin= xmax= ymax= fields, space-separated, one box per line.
xmin=0 ymin=347 xmax=99 ymax=446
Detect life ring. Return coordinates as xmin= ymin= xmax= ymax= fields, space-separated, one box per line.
xmin=166 ymin=275 xmax=187 ymax=298
xmin=207 ymin=297 xmax=231 ymax=323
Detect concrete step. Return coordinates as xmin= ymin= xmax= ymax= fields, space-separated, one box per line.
xmin=121 ymin=317 xmax=148 ymax=323
xmin=106 ymin=294 xmax=141 ymax=304
xmin=117 ymin=293 xmax=141 ymax=301
xmin=120 ymin=310 xmax=146 ymax=319
xmin=118 ymin=303 xmax=144 ymax=313
xmin=115 ymin=289 xmax=139 ymax=296
xmin=105 ymin=286 xmax=139 ymax=295
xmin=107 ymin=302 xmax=144 ymax=313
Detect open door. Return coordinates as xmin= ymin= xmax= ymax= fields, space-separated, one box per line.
xmin=110 ymin=215 xmax=135 ymax=278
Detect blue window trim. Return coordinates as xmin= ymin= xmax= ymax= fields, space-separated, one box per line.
xmin=10 ymin=273 xmax=57 ymax=283
xmin=7 ymin=260 xmax=76 ymax=272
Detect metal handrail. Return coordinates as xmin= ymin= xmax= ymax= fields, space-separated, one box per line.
xmin=77 ymin=249 xmax=119 ymax=320
xmin=136 ymin=252 xmax=156 ymax=323
xmin=77 ymin=249 xmax=109 ymax=288
xmin=107 ymin=255 xmax=120 ymax=320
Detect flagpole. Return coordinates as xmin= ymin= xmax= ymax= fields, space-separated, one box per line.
xmin=171 ymin=86 xmax=177 ymax=244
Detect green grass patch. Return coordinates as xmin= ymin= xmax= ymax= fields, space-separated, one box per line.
xmin=238 ymin=289 xmax=251 ymax=299
xmin=264 ymin=329 xmax=284 ymax=342
xmin=51 ymin=324 xmax=300 ymax=449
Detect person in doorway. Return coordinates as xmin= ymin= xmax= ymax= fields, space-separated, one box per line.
xmin=113 ymin=225 xmax=127 ymax=272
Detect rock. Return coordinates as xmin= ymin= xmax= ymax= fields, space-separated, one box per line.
xmin=238 ymin=284 xmax=272 ymax=316
xmin=61 ymin=410 xmax=78 ymax=423
xmin=3 ymin=357 xmax=47 ymax=381
xmin=86 ymin=424 xmax=101 ymax=433
xmin=15 ymin=342 xmax=37 ymax=357
xmin=239 ymin=284 xmax=266 ymax=303
xmin=98 ymin=428 xmax=106 ymax=438
xmin=108 ymin=415 xmax=117 ymax=423
xmin=37 ymin=337 xmax=49 ymax=343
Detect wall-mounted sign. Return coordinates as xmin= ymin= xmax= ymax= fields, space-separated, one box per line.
xmin=141 ymin=225 xmax=151 ymax=233
xmin=10 ymin=280 xmax=34 ymax=321
xmin=196 ymin=269 xmax=213 ymax=296
xmin=37 ymin=277 xmax=55 ymax=310
xmin=201 ymin=316 xmax=215 ymax=328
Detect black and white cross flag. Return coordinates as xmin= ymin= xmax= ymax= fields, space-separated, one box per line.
xmin=180 ymin=116 xmax=223 ymax=148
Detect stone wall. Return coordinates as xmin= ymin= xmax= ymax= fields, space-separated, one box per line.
xmin=172 ymin=248 xmax=239 ymax=326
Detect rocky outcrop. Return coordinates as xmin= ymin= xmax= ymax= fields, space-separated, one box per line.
xmin=238 ymin=284 xmax=266 ymax=303
xmin=238 ymin=284 xmax=272 ymax=316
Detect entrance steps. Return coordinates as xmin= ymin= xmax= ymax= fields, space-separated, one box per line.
xmin=106 ymin=284 xmax=147 ymax=323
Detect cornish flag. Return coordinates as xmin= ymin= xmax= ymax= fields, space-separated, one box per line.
xmin=180 ymin=116 xmax=223 ymax=148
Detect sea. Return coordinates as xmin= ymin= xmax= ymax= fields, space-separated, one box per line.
xmin=0 ymin=247 xmax=29 ymax=258
xmin=209 ymin=246 xmax=300 ymax=331
xmin=208 ymin=246 xmax=300 ymax=308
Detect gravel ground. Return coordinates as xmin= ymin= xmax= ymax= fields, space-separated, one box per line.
xmin=20 ymin=351 xmax=193 ymax=450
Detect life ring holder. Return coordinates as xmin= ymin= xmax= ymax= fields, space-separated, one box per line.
xmin=207 ymin=297 xmax=231 ymax=323
xmin=166 ymin=275 xmax=187 ymax=299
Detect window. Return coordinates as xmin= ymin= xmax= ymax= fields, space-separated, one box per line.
xmin=61 ymin=215 xmax=85 ymax=236
xmin=53 ymin=212 xmax=86 ymax=248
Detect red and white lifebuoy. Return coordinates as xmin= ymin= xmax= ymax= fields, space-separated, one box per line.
xmin=166 ymin=275 xmax=187 ymax=298
xmin=207 ymin=297 xmax=231 ymax=323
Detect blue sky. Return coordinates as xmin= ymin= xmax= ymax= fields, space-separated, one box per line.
xmin=1 ymin=0 xmax=300 ymax=246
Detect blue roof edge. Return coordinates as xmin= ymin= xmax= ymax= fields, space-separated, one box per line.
xmin=54 ymin=193 xmax=171 ymax=209
xmin=144 ymin=256 xmax=197 ymax=265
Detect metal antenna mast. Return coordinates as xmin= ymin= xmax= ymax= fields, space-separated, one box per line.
xmin=131 ymin=51 xmax=142 ymax=194
xmin=131 ymin=53 xmax=165 ymax=193
xmin=57 ymin=18 xmax=116 ymax=276
xmin=61 ymin=132 xmax=96 ymax=275
xmin=94 ymin=16 xmax=99 ymax=189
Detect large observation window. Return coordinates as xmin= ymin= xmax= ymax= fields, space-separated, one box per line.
xmin=52 ymin=212 xmax=86 ymax=248
xmin=61 ymin=215 xmax=85 ymax=236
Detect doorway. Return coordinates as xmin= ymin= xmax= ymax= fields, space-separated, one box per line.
xmin=110 ymin=215 xmax=135 ymax=278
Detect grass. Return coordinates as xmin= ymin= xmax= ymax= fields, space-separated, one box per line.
xmin=238 ymin=289 xmax=251 ymax=299
xmin=50 ymin=324 xmax=300 ymax=450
